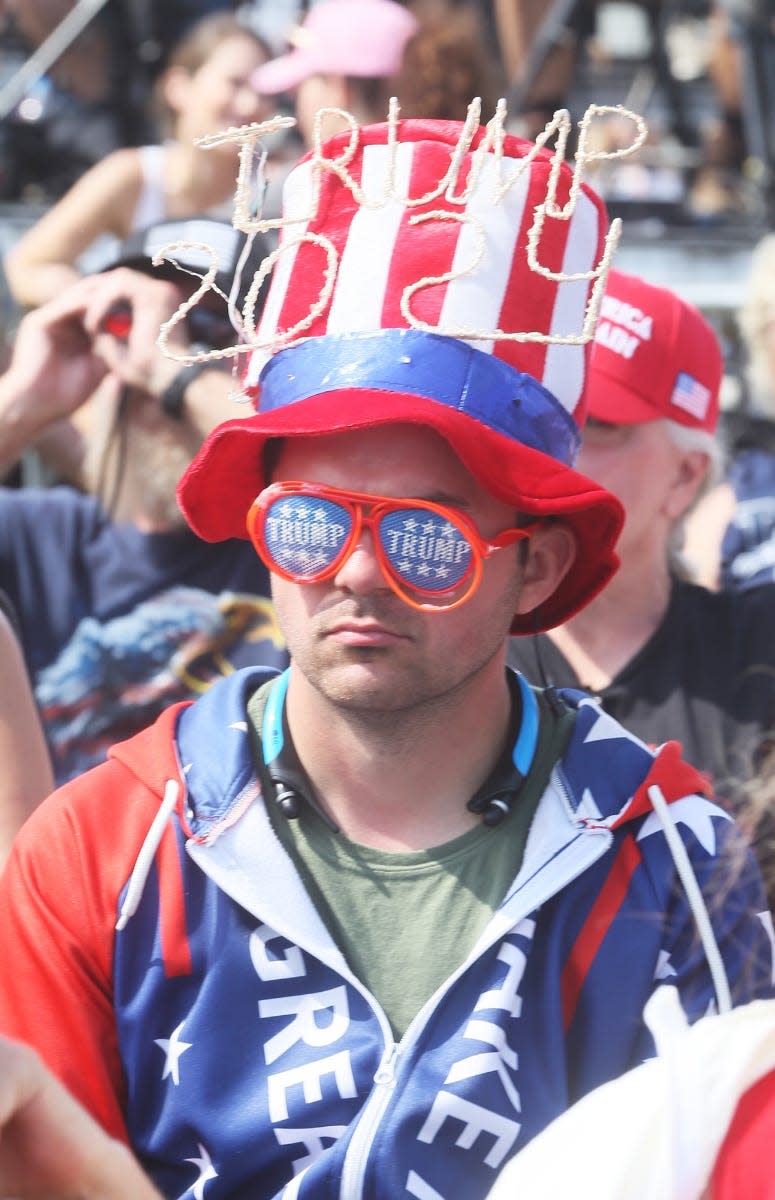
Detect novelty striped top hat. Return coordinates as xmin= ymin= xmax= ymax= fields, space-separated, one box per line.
xmin=178 ymin=101 xmax=645 ymax=631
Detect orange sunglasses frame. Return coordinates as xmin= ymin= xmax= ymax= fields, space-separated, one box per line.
xmin=247 ymin=481 xmax=538 ymax=612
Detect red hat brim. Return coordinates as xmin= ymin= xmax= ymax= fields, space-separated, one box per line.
xmin=587 ymin=376 xmax=666 ymax=425
xmin=178 ymin=389 xmax=623 ymax=634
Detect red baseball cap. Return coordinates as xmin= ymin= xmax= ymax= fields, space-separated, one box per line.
xmin=587 ymin=268 xmax=722 ymax=433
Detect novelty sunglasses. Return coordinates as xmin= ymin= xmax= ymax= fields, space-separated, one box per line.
xmin=247 ymin=482 xmax=538 ymax=612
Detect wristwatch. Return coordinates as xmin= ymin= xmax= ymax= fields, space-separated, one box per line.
xmin=160 ymin=358 xmax=225 ymax=419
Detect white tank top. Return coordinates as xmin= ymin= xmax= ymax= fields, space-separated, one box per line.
xmin=131 ymin=145 xmax=168 ymax=232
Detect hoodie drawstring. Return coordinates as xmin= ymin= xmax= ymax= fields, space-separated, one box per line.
xmin=112 ymin=777 xmax=732 ymax=1016
xmin=115 ymin=779 xmax=180 ymax=931
xmin=647 ymin=784 xmax=732 ymax=1014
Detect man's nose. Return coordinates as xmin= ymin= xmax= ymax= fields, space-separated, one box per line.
xmin=332 ymin=527 xmax=390 ymax=594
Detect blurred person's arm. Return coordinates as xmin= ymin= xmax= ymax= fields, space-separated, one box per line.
xmin=0 ymin=269 xmax=241 ymax=481
xmin=0 ymin=275 xmax=110 ymax=478
xmin=83 ymin=267 xmax=251 ymax=437
xmin=0 ymin=1035 xmax=162 ymax=1199
xmin=3 ymin=150 xmax=145 ymax=310
xmin=493 ymin=0 xmax=579 ymax=139
xmin=0 ymin=608 xmax=54 ymax=871
xmin=494 ymin=0 xmax=541 ymax=82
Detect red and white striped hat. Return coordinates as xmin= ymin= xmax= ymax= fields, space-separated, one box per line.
xmin=178 ymin=108 xmax=631 ymax=631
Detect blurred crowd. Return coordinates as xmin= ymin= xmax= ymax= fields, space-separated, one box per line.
xmin=2 ymin=5 xmax=775 ymax=1195
xmin=1 ymin=0 xmax=775 ymax=807
xmin=1 ymin=0 xmax=774 ymax=221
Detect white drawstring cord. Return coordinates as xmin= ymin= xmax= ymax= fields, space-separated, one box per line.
xmin=115 ymin=779 xmax=180 ymax=931
xmin=647 ymin=784 xmax=732 ymax=1014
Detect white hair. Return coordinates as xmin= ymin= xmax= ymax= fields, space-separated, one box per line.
xmin=664 ymin=418 xmax=724 ymax=490
xmin=663 ymin=417 xmax=725 ymax=577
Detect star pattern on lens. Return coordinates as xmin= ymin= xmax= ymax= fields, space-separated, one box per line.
xmin=265 ymin=495 xmax=350 ymax=579
xmin=276 ymin=499 xmax=304 ymax=520
xmin=386 ymin=514 xmax=470 ymax=588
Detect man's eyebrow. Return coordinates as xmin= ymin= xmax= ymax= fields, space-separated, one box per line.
xmin=585 ymin=418 xmax=621 ymax=430
xmin=417 ymin=490 xmax=472 ymax=510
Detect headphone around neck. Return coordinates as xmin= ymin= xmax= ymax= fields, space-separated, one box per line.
xmin=259 ymin=667 xmax=542 ymax=832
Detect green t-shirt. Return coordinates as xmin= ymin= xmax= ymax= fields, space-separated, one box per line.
xmin=247 ymin=683 xmax=575 ymax=1039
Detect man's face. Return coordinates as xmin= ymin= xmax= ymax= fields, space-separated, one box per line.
xmin=578 ymin=417 xmax=692 ymax=561
xmin=268 ymin=424 xmax=525 ymax=715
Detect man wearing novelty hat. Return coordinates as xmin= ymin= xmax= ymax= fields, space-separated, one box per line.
xmin=0 ymin=104 xmax=771 ymax=1200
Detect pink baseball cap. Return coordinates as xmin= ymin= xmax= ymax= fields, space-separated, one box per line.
xmin=587 ymin=268 xmax=722 ymax=433
xmin=252 ymin=0 xmax=420 ymax=95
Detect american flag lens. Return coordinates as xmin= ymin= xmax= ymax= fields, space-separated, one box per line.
xmin=375 ymin=509 xmax=472 ymax=592
xmin=263 ymin=494 xmax=351 ymax=578
xmin=260 ymin=491 xmax=475 ymax=600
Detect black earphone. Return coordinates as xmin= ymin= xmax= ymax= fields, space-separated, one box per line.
xmin=261 ymin=670 xmax=340 ymax=832
xmin=260 ymin=668 xmax=542 ymax=830
xmin=466 ymin=669 xmax=540 ymax=826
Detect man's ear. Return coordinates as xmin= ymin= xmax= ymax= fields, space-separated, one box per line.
xmin=665 ymin=449 xmax=711 ymax=521
xmin=514 ymin=523 xmax=577 ymax=617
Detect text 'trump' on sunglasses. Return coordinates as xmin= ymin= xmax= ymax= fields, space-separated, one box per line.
xmin=247 ymin=482 xmax=538 ymax=612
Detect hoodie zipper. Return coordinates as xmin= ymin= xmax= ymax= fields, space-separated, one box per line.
xmin=339 ymin=1042 xmax=400 ymax=1198
xmin=336 ymin=798 xmax=613 ymax=1198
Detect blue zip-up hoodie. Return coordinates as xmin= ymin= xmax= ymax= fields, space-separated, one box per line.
xmin=0 ymin=667 xmax=771 ymax=1200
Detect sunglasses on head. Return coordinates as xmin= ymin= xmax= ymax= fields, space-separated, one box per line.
xmin=246 ymin=482 xmax=538 ymax=612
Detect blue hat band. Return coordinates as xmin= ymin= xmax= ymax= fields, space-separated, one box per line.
xmin=258 ymin=330 xmax=581 ymax=467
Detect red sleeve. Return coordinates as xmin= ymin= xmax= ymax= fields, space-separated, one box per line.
xmin=710 ymin=1068 xmax=775 ymax=1199
xmin=0 ymin=754 xmax=166 ymax=1143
